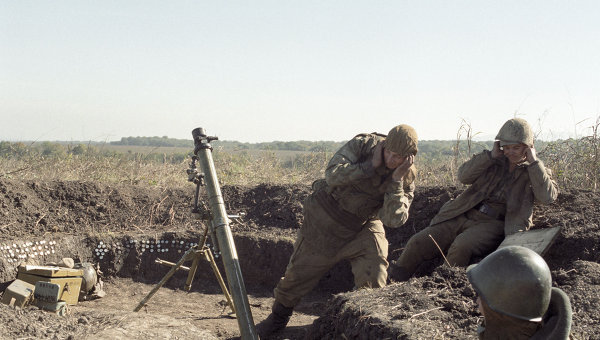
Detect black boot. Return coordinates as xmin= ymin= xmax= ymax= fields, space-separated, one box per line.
xmin=256 ymin=301 xmax=293 ymax=338
xmin=388 ymin=262 xmax=413 ymax=282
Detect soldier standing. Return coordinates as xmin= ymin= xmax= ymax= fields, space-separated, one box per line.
xmin=389 ymin=118 xmax=558 ymax=281
xmin=257 ymin=125 xmax=419 ymax=337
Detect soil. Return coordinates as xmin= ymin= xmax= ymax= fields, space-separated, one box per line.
xmin=0 ymin=179 xmax=599 ymax=339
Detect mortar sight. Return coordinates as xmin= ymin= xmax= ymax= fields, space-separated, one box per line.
xmin=192 ymin=127 xmax=206 ymax=140
xmin=192 ymin=127 xmax=218 ymax=152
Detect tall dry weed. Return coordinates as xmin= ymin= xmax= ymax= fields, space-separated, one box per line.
xmin=2 ymin=118 xmax=600 ymax=191
xmin=539 ymin=116 xmax=600 ymax=191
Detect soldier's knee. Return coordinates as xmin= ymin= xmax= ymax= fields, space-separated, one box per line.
xmin=401 ymin=233 xmax=423 ymax=254
xmin=353 ymin=258 xmax=387 ymax=289
xmin=355 ymin=269 xmax=387 ymax=289
xmin=399 ymin=231 xmax=435 ymax=261
xmin=446 ymin=243 xmax=472 ymax=267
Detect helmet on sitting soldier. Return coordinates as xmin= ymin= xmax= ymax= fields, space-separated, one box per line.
xmin=495 ymin=118 xmax=534 ymax=147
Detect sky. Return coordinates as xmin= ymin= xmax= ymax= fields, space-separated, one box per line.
xmin=1 ymin=1 xmax=599 ymax=143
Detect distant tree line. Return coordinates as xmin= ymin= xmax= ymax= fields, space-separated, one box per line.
xmin=216 ymin=140 xmax=347 ymax=152
xmin=109 ymin=136 xmax=499 ymax=155
xmin=108 ymin=136 xmax=508 ymax=157
xmin=110 ymin=136 xmax=347 ymax=152
xmin=111 ymin=136 xmax=192 ymax=148
xmin=0 ymin=137 xmax=552 ymax=163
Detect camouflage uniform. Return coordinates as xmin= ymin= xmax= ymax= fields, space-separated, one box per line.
xmin=395 ymin=149 xmax=558 ymax=273
xmin=274 ymin=132 xmax=415 ymax=308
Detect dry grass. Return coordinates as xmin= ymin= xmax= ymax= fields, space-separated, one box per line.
xmin=0 ymin=147 xmax=465 ymax=189
xmin=0 ymin=150 xmax=328 ymax=189
xmin=538 ymin=117 xmax=600 ymax=191
xmin=0 ymin=156 xmax=187 ymax=188
xmin=2 ymin=120 xmax=599 ymax=191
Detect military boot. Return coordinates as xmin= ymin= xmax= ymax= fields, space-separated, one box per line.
xmin=256 ymin=301 xmax=293 ymax=338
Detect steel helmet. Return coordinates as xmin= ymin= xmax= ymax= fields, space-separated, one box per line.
xmin=495 ymin=118 xmax=534 ymax=147
xmin=467 ymin=246 xmax=552 ymax=322
xmin=80 ymin=262 xmax=98 ymax=293
xmin=386 ymin=125 xmax=418 ymax=157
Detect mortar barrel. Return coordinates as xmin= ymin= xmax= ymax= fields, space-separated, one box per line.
xmin=194 ymin=130 xmax=258 ymax=340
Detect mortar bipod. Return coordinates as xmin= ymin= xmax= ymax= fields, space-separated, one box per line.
xmin=133 ymin=225 xmax=235 ymax=314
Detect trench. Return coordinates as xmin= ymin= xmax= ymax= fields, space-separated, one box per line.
xmin=2 ymin=182 xmax=599 ymax=339
xmin=1 ymin=231 xmax=356 ymax=290
xmin=0 ymin=230 xmax=357 ymax=339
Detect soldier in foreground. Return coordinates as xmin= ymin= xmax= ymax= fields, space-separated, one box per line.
xmin=256 ymin=125 xmax=418 ymax=337
xmin=467 ymin=246 xmax=572 ymax=339
xmin=389 ymin=118 xmax=558 ymax=281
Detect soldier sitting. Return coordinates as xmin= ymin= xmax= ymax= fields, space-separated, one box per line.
xmin=389 ymin=118 xmax=558 ymax=281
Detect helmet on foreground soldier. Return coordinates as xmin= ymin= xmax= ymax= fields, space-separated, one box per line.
xmin=386 ymin=124 xmax=418 ymax=157
xmin=467 ymin=246 xmax=552 ymax=322
xmin=495 ymin=118 xmax=534 ymax=147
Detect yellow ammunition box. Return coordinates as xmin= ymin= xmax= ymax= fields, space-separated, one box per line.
xmin=1 ymin=279 xmax=35 ymax=307
xmin=17 ymin=265 xmax=83 ymax=305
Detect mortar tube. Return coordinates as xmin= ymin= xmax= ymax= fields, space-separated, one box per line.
xmin=195 ymin=141 xmax=258 ymax=340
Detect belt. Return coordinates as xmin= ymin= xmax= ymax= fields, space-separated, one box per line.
xmin=474 ymin=202 xmax=505 ymax=221
xmin=313 ymin=189 xmax=364 ymax=232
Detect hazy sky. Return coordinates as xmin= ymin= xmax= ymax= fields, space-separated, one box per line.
xmin=2 ymin=1 xmax=599 ymax=143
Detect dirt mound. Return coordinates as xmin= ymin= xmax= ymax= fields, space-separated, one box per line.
xmin=0 ymin=180 xmax=191 ymax=238
xmin=307 ymin=266 xmax=479 ymax=339
xmin=310 ymin=186 xmax=600 ymax=339
xmin=0 ymin=180 xmax=308 ymax=240
xmin=309 ymin=261 xmax=600 ymax=339
xmin=221 ymin=183 xmax=308 ymax=231
xmin=0 ymin=179 xmax=599 ymax=339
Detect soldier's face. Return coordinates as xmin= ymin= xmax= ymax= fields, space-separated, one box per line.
xmin=502 ymin=143 xmax=527 ymax=165
xmin=384 ymin=148 xmax=407 ymax=169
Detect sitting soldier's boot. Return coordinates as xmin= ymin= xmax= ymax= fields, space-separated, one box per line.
xmin=256 ymin=301 xmax=293 ymax=338
xmin=388 ymin=262 xmax=413 ymax=282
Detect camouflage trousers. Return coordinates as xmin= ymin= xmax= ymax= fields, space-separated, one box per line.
xmin=273 ymin=192 xmax=389 ymax=308
xmin=396 ymin=209 xmax=504 ymax=274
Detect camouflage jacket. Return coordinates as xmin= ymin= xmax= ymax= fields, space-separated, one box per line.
xmin=430 ymin=150 xmax=558 ymax=235
xmin=322 ymin=133 xmax=415 ymax=228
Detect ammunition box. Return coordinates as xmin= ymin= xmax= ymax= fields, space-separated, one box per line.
xmin=36 ymin=300 xmax=68 ymax=316
xmin=17 ymin=265 xmax=83 ymax=305
xmin=0 ymin=279 xmax=35 ymax=308
xmin=34 ymin=281 xmax=61 ymax=302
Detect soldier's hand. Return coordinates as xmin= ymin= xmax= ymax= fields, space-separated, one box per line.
xmin=491 ymin=141 xmax=503 ymax=159
xmin=526 ymin=145 xmax=537 ymax=162
xmin=372 ymin=142 xmax=384 ymax=168
xmin=392 ymin=155 xmax=414 ymax=181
